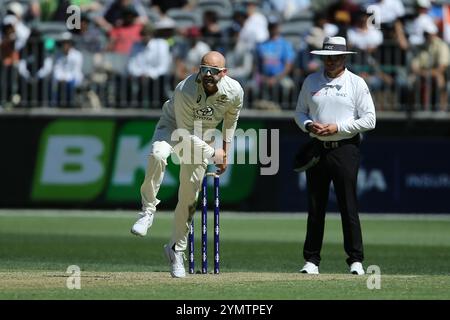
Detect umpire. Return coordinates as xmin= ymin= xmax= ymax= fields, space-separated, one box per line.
xmin=294 ymin=37 xmax=376 ymax=275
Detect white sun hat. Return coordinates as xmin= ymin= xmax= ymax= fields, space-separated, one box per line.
xmin=310 ymin=36 xmax=357 ymax=55
xmin=7 ymin=2 xmax=25 ymax=18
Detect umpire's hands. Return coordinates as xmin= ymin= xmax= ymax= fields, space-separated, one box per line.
xmin=316 ymin=124 xmax=338 ymax=136
xmin=308 ymin=122 xmax=338 ymax=136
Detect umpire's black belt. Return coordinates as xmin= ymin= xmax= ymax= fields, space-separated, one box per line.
xmin=315 ymin=134 xmax=360 ymax=149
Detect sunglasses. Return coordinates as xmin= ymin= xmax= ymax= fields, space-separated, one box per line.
xmin=199 ymin=65 xmax=225 ymax=75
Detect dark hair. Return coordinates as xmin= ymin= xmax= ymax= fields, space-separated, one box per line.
xmin=203 ymin=10 xmax=218 ymax=23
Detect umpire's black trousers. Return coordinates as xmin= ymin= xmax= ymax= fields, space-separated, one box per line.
xmin=303 ymin=135 xmax=363 ymax=266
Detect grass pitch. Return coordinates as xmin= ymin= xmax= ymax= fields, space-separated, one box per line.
xmin=0 ymin=210 xmax=449 ymax=300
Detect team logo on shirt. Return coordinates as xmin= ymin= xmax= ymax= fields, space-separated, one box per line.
xmin=195 ymin=106 xmax=214 ymax=119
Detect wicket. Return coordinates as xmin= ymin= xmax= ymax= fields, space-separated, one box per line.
xmin=188 ymin=172 xmax=220 ymax=274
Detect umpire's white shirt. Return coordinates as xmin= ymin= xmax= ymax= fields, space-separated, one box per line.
xmin=295 ymin=68 xmax=376 ymax=141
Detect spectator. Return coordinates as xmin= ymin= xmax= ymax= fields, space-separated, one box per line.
xmin=407 ymin=0 xmax=438 ymax=47
xmin=225 ymin=23 xmax=253 ymax=86
xmin=0 ymin=20 xmax=20 ymax=107
xmin=326 ymin=0 xmax=360 ymax=36
xmin=3 ymin=2 xmax=30 ymax=51
xmin=370 ymin=0 xmax=406 ymax=25
xmin=72 ymin=14 xmax=106 ymax=53
xmin=229 ymin=5 xmax=247 ymax=31
xmin=262 ymin=0 xmax=311 ymax=20
xmin=347 ymin=10 xmax=394 ymax=110
xmin=298 ymin=11 xmax=339 ymax=76
xmin=201 ymin=10 xmax=224 ymax=52
xmin=17 ymin=29 xmax=53 ymax=107
xmin=238 ymin=0 xmax=269 ymax=51
xmin=154 ymin=17 xmax=177 ymax=43
xmin=254 ymin=18 xmax=295 ymax=108
xmin=410 ymin=27 xmax=450 ymax=111
xmin=30 ymin=0 xmax=72 ymax=22
xmin=107 ymin=6 xmax=143 ymax=55
xmin=0 ymin=20 xmax=19 ymax=67
xmin=128 ymin=23 xmax=171 ymax=79
xmin=52 ymin=32 xmax=84 ymax=107
xmin=126 ymin=23 xmax=172 ymax=107
xmin=174 ymin=26 xmax=211 ymax=83
xmin=369 ymin=0 xmax=408 ymax=50
xmin=96 ymin=0 xmax=148 ymax=33
xmin=347 ymin=10 xmax=383 ymax=53
xmin=151 ymin=0 xmax=190 ymax=15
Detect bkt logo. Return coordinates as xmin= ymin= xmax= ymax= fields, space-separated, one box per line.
xmin=195 ymin=107 xmax=214 ymax=117
xmin=31 ymin=120 xmax=177 ymax=202
xmin=31 ymin=119 xmax=261 ymax=203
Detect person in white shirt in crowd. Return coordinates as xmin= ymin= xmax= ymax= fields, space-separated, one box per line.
xmin=2 ymin=2 xmax=30 ymax=51
xmin=128 ymin=23 xmax=171 ymax=79
xmin=369 ymin=0 xmax=405 ymax=25
xmin=368 ymin=0 xmax=408 ymax=50
xmin=52 ymin=32 xmax=83 ymax=107
xmin=53 ymin=33 xmax=83 ymax=85
xmin=347 ymin=10 xmax=394 ymax=110
xmin=238 ymin=0 xmax=269 ymax=51
xmin=295 ymin=36 xmax=376 ymax=276
xmin=347 ymin=11 xmax=383 ymax=52
xmin=407 ymin=0 xmax=438 ymax=47
xmin=127 ymin=23 xmax=171 ymax=107
xmin=130 ymin=51 xmax=244 ymax=278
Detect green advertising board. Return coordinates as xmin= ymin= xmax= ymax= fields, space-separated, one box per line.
xmin=31 ymin=119 xmax=263 ymax=205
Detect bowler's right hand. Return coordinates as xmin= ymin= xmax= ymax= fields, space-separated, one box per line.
xmin=212 ymin=148 xmax=227 ymax=175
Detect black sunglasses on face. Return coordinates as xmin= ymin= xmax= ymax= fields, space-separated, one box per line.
xmin=199 ymin=65 xmax=225 ymax=75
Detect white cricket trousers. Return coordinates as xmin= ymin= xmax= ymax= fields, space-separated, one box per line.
xmin=140 ymin=119 xmax=208 ymax=252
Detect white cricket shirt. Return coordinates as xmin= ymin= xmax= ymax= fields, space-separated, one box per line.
xmin=161 ymin=73 xmax=244 ymax=157
xmin=295 ymin=68 xmax=376 ymax=141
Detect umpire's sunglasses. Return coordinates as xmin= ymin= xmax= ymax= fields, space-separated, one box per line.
xmin=199 ymin=65 xmax=225 ymax=75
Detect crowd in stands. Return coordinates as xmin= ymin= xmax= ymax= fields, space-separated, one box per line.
xmin=0 ymin=0 xmax=449 ymax=112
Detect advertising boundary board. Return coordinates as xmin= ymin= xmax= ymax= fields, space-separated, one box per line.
xmin=0 ymin=114 xmax=449 ymax=213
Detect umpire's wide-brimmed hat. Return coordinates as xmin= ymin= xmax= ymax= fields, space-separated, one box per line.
xmin=310 ymin=36 xmax=356 ymax=56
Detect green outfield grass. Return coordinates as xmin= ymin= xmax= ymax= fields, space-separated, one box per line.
xmin=0 ymin=210 xmax=449 ymax=300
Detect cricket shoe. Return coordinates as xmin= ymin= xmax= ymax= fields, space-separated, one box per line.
xmin=164 ymin=244 xmax=186 ymax=278
xmin=130 ymin=210 xmax=154 ymax=236
xmin=350 ymin=262 xmax=365 ymax=275
xmin=300 ymin=262 xmax=319 ymax=274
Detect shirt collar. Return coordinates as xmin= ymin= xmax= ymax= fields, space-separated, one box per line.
xmin=322 ymin=67 xmax=347 ymax=83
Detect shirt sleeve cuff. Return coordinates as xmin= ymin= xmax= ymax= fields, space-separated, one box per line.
xmin=303 ymin=120 xmax=313 ymax=132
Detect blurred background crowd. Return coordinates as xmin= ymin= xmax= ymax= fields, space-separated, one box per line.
xmin=0 ymin=0 xmax=449 ymax=112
